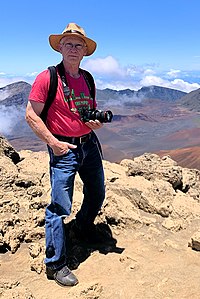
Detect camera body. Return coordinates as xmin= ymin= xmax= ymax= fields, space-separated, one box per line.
xmin=80 ymin=108 xmax=113 ymax=123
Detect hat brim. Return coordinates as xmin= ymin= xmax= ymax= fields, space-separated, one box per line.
xmin=49 ymin=33 xmax=96 ymax=56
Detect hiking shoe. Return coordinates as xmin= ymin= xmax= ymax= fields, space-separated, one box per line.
xmin=46 ymin=265 xmax=78 ymax=287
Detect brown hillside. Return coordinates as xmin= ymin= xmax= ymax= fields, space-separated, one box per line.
xmin=164 ymin=127 xmax=200 ymax=145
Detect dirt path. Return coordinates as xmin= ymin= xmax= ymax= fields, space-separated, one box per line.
xmin=1 ymin=222 xmax=200 ymax=299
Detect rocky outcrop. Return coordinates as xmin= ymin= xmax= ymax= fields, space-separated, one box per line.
xmin=1 ymin=136 xmax=200 ymax=279
xmin=0 ymin=135 xmax=20 ymax=163
xmin=0 ymin=279 xmax=35 ymax=299
xmin=0 ymin=148 xmax=49 ymax=255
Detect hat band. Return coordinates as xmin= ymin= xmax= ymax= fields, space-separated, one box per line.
xmin=64 ymin=29 xmax=84 ymax=36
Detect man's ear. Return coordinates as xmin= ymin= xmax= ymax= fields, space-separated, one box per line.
xmin=83 ymin=46 xmax=88 ymax=56
xmin=58 ymin=44 xmax=62 ymax=53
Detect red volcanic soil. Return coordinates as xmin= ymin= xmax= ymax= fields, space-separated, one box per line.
xmin=157 ymin=146 xmax=200 ymax=170
xmin=156 ymin=126 xmax=200 ymax=170
xmin=164 ymin=128 xmax=200 ymax=145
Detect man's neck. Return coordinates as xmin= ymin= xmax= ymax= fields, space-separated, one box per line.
xmin=63 ymin=60 xmax=80 ymax=78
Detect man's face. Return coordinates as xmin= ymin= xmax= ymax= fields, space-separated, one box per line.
xmin=59 ymin=36 xmax=87 ymax=63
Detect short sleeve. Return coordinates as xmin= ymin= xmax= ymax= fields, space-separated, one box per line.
xmin=29 ymin=70 xmax=50 ymax=103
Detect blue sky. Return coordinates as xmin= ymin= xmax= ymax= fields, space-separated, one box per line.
xmin=1 ymin=0 xmax=200 ymax=92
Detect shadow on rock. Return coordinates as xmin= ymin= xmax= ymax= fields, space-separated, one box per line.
xmin=64 ymin=221 xmax=124 ymax=270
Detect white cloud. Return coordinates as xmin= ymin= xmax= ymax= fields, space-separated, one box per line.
xmin=26 ymin=72 xmax=38 ymax=77
xmin=82 ymin=56 xmax=126 ymax=77
xmin=127 ymin=66 xmax=156 ymax=77
xmin=1 ymin=56 xmax=200 ymax=93
xmin=144 ymin=68 xmax=156 ymax=75
xmin=83 ymin=57 xmax=160 ymax=90
xmin=0 ymin=105 xmax=24 ymax=135
xmin=140 ymin=75 xmax=165 ymax=87
xmin=167 ymin=69 xmax=181 ymax=78
xmin=170 ymin=79 xmax=200 ymax=93
xmin=95 ymin=78 xmax=141 ymax=91
xmin=140 ymin=75 xmax=200 ymax=92
xmin=85 ymin=56 xmax=200 ymax=92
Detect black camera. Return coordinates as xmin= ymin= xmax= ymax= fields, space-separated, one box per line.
xmin=80 ymin=108 xmax=113 ymax=123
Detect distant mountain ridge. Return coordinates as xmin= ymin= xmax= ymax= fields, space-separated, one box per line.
xmin=137 ymin=85 xmax=186 ymax=101
xmin=97 ymin=85 xmax=186 ymax=106
xmin=0 ymin=81 xmax=31 ymax=107
xmin=0 ymin=81 xmax=187 ymax=109
xmin=2 ymin=80 xmax=200 ymax=172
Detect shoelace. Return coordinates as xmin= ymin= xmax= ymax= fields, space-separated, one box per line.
xmin=60 ymin=266 xmax=71 ymax=276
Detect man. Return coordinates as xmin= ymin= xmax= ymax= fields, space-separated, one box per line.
xmin=26 ymin=23 xmax=105 ymax=287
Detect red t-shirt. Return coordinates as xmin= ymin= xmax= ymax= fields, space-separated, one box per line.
xmin=29 ymin=69 xmax=97 ymax=137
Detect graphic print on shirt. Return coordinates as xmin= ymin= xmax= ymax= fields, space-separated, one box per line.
xmin=63 ymin=73 xmax=95 ymax=120
xmin=64 ymin=88 xmax=92 ymax=115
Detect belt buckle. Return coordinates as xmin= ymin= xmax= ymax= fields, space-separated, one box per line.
xmin=80 ymin=135 xmax=86 ymax=143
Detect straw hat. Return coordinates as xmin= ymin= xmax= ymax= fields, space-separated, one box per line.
xmin=49 ymin=23 xmax=97 ymax=56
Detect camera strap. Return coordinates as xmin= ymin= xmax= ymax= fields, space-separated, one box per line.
xmin=40 ymin=61 xmax=95 ymax=123
xmin=56 ymin=61 xmax=70 ymax=96
xmin=57 ymin=61 xmax=95 ymax=110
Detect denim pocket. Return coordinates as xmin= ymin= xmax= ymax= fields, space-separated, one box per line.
xmin=53 ymin=149 xmax=70 ymax=158
xmin=52 ymin=149 xmax=71 ymax=162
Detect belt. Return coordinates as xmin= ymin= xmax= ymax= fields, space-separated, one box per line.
xmin=53 ymin=132 xmax=92 ymax=145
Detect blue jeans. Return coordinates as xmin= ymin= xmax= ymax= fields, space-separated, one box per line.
xmin=45 ymin=133 xmax=105 ymax=269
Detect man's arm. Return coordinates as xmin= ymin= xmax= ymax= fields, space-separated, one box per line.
xmin=25 ymin=101 xmax=76 ymax=155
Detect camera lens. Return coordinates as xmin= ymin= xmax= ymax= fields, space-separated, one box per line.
xmin=80 ymin=109 xmax=113 ymax=123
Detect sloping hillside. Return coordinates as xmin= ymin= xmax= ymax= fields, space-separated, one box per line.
xmin=178 ymin=88 xmax=200 ymax=111
xmin=0 ymin=81 xmax=31 ymax=107
xmin=157 ymin=146 xmax=200 ymax=170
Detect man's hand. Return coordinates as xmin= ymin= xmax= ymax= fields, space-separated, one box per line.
xmin=85 ymin=120 xmax=103 ymax=130
xmin=51 ymin=141 xmax=77 ymax=156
